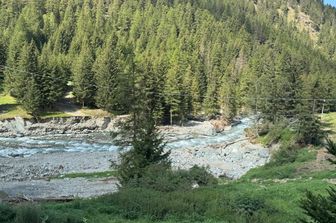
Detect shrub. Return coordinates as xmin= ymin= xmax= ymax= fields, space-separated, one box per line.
xmin=15 ymin=205 xmax=42 ymax=223
xmin=270 ymin=143 xmax=300 ymax=166
xmin=0 ymin=204 xmax=15 ymax=223
xmin=188 ymin=165 xmax=218 ymax=186
xmin=234 ymin=196 xmax=266 ymax=216
xmin=123 ymin=164 xmax=217 ymax=192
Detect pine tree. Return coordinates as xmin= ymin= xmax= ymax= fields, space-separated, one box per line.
xmin=113 ymin=60 xmax=170 ymax=186
xmin=301 ymin=139 xmax=336 ymax=223
xmin=0 ymin=38 xmax=6 ymax=91
xmin=296 ymin=76 xmax=324 ymax=145
xmin=21 ymin=77 xmax=43 ymax=116
xmin=93 ymin=35 xmax=125 ymax=113
xmin=4 ymin=16 xmax=30 ymax=93
xmin=16 ymin=41 xmax=43 ymax=115
xmin=72 ymin=38 xmax=95 ymax=107
xmin=49 ymin=2 xmax=76 ymax=54
xmin=15 ymin=42 xmax=40 ymax=99
xmin=39 ymin=45 xmax=68 ymax=107
xmin=164 ymin=65 xmax=182 ymax=125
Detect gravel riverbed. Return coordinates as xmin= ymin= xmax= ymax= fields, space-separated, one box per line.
xmin=0 ymin=118 xmax=270 ymax=199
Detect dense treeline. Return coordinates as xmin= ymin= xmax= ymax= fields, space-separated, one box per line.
xmin=0 ymin=0 xmax=335 ymax=125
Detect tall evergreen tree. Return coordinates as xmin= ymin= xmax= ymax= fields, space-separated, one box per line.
xmin=39 ymin=45 xmax=68 ymax=107
xmin=0 ymin=38 xmax=6 ymax=91
xmin=113 ymin=60 xmax=170 ymax=186
xmin=4 ymin=16 xmax=30 ymax=93
xmin=16 ymin=41 xmax=43 ymax=115
xmin=93 ymin=35 xmax=126 ymax=113
xmin=72 ymin=38 xmax=95 ymax=107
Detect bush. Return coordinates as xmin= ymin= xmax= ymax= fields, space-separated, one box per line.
xmin=0 ymin=204 xmax=15 ymax=223
xmin=188 ymin=166 xmax=218 ymax=186
xmin=270 ymin=143 xmax=300 ymax=166
xmin=234 ymin=196 xmax=266 ymax=216
xmin=123 ymin=164 xmax=218 ymax=192
xmin=15 ymin=205 xmax=42 ymax=223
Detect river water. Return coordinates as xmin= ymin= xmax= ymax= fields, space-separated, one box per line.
xmin=0 ymin=118 xmax=252 ymax=158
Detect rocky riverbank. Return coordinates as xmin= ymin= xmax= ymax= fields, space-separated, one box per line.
xmin=0 ymin=116 xmax=237 ymax=138
xmin=0 ymin=117 xmax=271 ymax=199
xmin=0 ymin=116 xmax=115 ymax=137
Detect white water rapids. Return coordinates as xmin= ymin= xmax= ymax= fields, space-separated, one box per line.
xmin=0 ymin=118 xmax=253 ymax=158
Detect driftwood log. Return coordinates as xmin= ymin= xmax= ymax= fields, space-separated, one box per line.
xmin=2 ymin=196 xmax=75 ymax=203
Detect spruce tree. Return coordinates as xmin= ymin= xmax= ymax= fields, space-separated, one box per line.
xmin=0 ymin=38 xmax=6 ymax=92
xmin=72 ymin=38 xmax=96 ymax=107
xmin=301 ymin=139 xmax=336 ymax=223
xmin=113 ymin=60 xmax=170 ymax=186
xmin=21 ymin=77 xmax=43 ymax=116
xmin=93 ymin=35 xmax=124 ymax=113
xmin=39 ymin=45 xmax=68 ymax=107
xmin=15 ymin=42 xmax=39 ymax=99
xmin=4 ymin=16 xmax=30 ymax=93
xmin=16 ymin=41 xmax=43 ymax=115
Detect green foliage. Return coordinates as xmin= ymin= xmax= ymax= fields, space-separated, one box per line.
xmin=113 ymin=61 xmax=170 ymax=185
xmin=72 ymin=38 xmax=95 ymax=107
xmin=259 ymin=121 xmax=297 ymax=146
xmin=0 ymin=204 xmax=15 ymax=223
xmin=234 ymin=196 xmax=267 ymax=217
xmin=0 ymin=178 xmax=329 ymax=223
xmin=270 ymin=143 xmax=300 ymax=166
xmin=123 ymin=165 xmax=217 ymax=192
xmin=242 ymin=148 xmax=317 ymax=180
xmin=0 ymin=0 xmax=335 ymax=123
xmin=301 ymin=188 xmax=336 ymax=223
xmin=15 ymin=205 xmax=42 ymax=223
xmin=0 ymin=38 xmax=6 ymax=92
xmin=93 ymin=36 xmax=128 ymax=114
xmin=325 ymin=138 xmax=336 ymax=164
xmin=21 ymin=77 xmax=43 ymax=116
xmin=300 ymin=138 xmax=336 ymax=222
xmin=188 ymin=165 xmax=218 ymax=186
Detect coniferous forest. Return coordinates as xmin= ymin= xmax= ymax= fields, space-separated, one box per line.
xmin=1 ymin=0 xmax=336 ymax=123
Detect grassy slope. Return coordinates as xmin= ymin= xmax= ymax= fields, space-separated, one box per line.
xmin=0 ymin=94 xmax=31 ymax=119
xmin=29 ymin=147 xmax=333 ymax=223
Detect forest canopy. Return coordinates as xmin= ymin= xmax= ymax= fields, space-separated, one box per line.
xmin=0 ymin=0 xmax=335 ymax=124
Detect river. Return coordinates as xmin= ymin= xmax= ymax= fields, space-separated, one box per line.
xmin=0 ymin=118 xmax=270 ymax=198
xmin=0 ymin=118 xmax=252 ymax=158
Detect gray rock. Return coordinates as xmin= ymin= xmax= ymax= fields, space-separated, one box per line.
xmin=258 ymin=149 xmax=269 ymax=158
xmin=0 ymin=116 xmax=114 ymax=137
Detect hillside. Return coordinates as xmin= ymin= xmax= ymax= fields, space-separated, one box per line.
xmin=0 ymin=0 xmax=336 ymax=123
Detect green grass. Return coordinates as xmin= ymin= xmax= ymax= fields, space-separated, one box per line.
xmin=12 ymin=179 xmax=328 ymax=223
xmin=0 ymin=94 xmax=31 ymax=120
xmin=2 ymin=148 xmax=335 ymax=223
xmin=0 ymin=94 xmax=111 ymax=120
xmin=53 ymin=171 xmax=117 ymax=180
xmin=258 ymin=126 xmax=297 ymax=146
xmin=0 ymin=94 xmax=16 ymax=105
xmin=240 ymin=148 xmax=335 ymax=181
xmin=39 ymin=111 xmax=72 ymax=119
xmin=321 ymin=112 xmax=336 ymax=140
